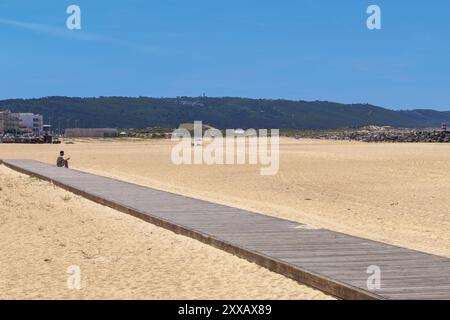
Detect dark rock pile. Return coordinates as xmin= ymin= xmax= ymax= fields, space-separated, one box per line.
xmin=308 ymin=126 xmax=450 ymax=143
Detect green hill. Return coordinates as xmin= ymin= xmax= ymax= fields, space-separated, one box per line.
xmin=1 ymin=96 xmax=449 ymax=130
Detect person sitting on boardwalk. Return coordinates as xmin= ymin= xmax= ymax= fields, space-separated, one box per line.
xmin=56 ymin=151 xmax=70 ymax=168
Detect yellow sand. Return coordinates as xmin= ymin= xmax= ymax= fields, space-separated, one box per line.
xmin=2 ymin=138 xmax=449 ymax=256
xmin=0 ymin=165 xmax=330 ymax=299
xmin=1 ymin=138 xmax=449 ymax=298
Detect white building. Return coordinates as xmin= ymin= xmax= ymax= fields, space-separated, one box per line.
xmin=17 ymin=113 xmax=44 ymax=135
xmin=16 ymin=113 xmax=44 ymax=135
xmin=0 ymin=110 xmax=20 ymax=135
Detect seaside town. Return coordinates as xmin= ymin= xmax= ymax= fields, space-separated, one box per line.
xmin=0 ymin=110 xmax=44 ymax=136
xmin=0 ymin=109 xmax=121 ymax=143
xmin=2 ymin=108 xmax=450 ymax=144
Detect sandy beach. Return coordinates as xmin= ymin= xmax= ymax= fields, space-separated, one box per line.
xmin=1 ymin=138 xmax=450 ymax=299
xmin=0 ymin=165 xmax=330 ymax=299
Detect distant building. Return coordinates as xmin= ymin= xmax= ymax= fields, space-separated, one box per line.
xmin=65 ymin=128 xmax=118 ymax=138
xmin=0 ymin=110 xmax=20 ymax=135
xmin=0 ymin=112 xmax=4 ymax=134
xmin=16 ymin=113 xmax=44 ymax=135
xmin=179 ymin=100 xmax=205 ymax=107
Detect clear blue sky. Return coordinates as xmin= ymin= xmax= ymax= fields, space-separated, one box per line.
xmin=1 ymin=0 xmax=449 ymax=110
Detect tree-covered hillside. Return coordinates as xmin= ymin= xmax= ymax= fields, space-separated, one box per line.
xmin=1 ymin=96 xmax=449 ymax=130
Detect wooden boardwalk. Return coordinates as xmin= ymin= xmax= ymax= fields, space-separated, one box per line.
xmin=2 ymin=159 xmax=450 ymax=300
